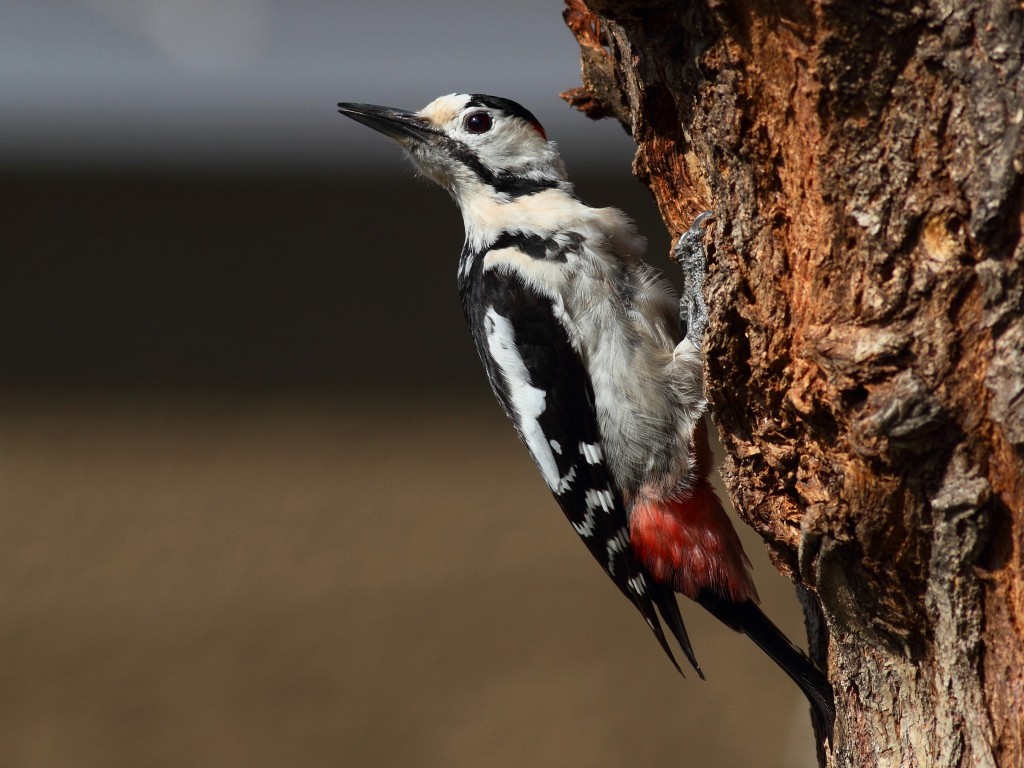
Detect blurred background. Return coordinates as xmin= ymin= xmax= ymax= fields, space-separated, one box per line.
xmin=2 ymin=1 xmax=818 ymax=766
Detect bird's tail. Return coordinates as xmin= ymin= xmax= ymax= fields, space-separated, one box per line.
xmin=697 ymin=594 xmax=836 ymax=744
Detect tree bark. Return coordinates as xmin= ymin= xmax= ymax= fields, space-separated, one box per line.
xmin=561 ymin=1 xmax=1024 ymax=765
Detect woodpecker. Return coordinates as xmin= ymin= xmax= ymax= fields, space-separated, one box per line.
xmin=337 ymin=93 xmax=835 ymax=739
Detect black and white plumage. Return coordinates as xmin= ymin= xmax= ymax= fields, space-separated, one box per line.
xmin=337 ymin=93 xmax=834 ymax=740
xmin=459 ymin=227 xmax=699 ymax=672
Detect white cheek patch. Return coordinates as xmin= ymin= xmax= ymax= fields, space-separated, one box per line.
xmin=484 ymin=308 xmax=575 ymax=494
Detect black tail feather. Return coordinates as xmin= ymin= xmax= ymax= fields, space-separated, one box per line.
xmin=652 ymin=583 xmax=705 ymax=680
xmin=697 ymin=594 xmax=835 ymax=743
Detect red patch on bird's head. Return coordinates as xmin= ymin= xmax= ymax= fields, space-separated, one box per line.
xmin=527 ymin=119 xmax=547 ymax=141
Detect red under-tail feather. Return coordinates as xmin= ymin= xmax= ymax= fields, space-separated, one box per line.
xmin=630 ymin=479 xmax=758 ymax=603
xmin=630 ymin=477 xmax=835 ymax=742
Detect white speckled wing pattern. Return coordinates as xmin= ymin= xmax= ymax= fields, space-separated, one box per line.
xmin=459 ymin=232 xmax=702 ymax=675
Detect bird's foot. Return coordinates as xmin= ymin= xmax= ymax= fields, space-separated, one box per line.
xmin=674 ymin=211 xmax=714 ymax=348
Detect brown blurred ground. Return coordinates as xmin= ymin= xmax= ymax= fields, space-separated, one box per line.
xmin=0 ymin=396 xmax=816 ymax=768
xmin=2 ymin=171 xmax=816 ymax=766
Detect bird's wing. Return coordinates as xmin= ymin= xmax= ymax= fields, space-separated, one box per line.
xmin=461 ymin=257 xmax=701 ymax=675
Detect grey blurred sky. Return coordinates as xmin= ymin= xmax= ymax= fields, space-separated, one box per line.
xmin=2 ymin=0 xmax=637 ymax=169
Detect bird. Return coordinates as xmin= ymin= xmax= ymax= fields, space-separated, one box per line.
xmin=337 ymin=93 xmax=835 ymax=740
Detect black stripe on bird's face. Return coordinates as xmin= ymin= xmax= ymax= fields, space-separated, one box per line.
xmin=436 ymin=134 xmax=560 ymax=198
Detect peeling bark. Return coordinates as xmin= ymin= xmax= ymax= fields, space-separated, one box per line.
xmin=562 ymin=0 xmax=1024 ymax=765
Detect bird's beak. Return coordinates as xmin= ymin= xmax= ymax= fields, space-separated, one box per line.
xmin=337 ymin=102 xmax=435 ymax=144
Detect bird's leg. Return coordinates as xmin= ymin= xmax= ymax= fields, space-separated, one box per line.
xmin=674 ymin=211 xmax=714 ymax=351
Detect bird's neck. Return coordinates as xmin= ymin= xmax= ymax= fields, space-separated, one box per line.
xmin=457 ymin=182 xmax=584 ymax=252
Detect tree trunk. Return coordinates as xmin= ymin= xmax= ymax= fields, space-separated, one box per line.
xmin=561 ymin=0 xmax=1024 ymax=765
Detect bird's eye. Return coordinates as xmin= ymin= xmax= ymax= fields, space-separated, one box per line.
xmin=464 ymin=112 xmax=492 ymax=134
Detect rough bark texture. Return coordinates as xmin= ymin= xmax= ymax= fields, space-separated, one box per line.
xmin=562 ymin=1 xmax=1024 ymax=765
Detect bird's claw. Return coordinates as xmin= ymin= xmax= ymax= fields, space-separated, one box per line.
xmin=689 ymin=210 xmax=715 ymax=233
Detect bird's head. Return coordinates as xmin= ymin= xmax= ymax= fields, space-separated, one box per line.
xmin=337 ymin=94 xmax=571 ymax=204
